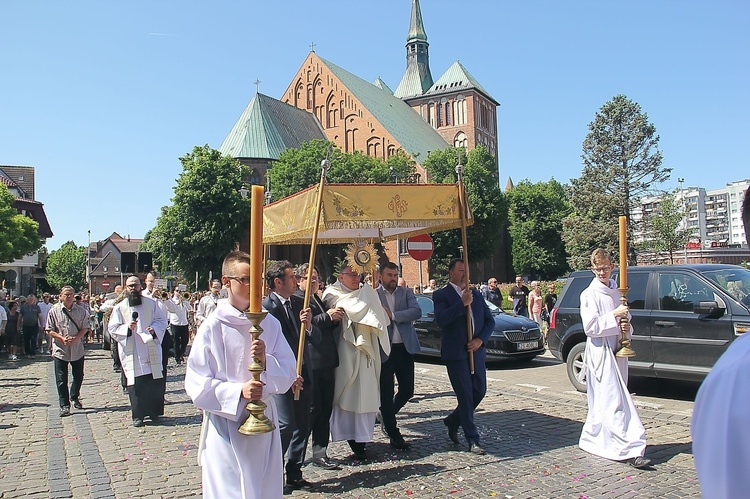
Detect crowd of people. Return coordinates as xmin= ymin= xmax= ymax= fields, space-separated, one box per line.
xmin=19 ymin=248 xmax=750 ymax=497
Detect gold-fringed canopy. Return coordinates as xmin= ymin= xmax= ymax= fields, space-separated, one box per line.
xmin=263 ymin=183 xmax=472 ymax=244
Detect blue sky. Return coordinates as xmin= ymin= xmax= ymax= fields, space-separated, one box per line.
xmin=1 ymin=0 xmax=747 ymax=251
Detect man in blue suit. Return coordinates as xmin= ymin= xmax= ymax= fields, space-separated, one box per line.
xmin=433 ymin=258 xmax=495 ymax=455
xmin=376 ymin=261 xmax=422 ymax=450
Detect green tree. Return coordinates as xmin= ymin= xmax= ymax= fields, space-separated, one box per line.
xmin=0 ymin=183 xmax=42 ymax=264
xmin=45 ymin=241 xmax=86 ymax=292
xmin=506 ymin=179 xmax=571 ymax=279
xmin=422 ymin=146 xmax=507 ymax=280
xmin=268 ymin=140 xmax=415 ymax=201
xmin=563 ymin=94 xmax=671 ymax=269
xmin=639 ymin=191 xmax=692 ymax=264
xmin=143 ymin=145 xmax=250 ymax=289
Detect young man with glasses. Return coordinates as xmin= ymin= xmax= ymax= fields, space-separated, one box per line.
xmin=185 ymin=250 xmax=297 ymax=499
xmin=578 ymin=248 xmax=650 ymax=468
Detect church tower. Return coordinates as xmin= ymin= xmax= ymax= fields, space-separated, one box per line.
xmin=393 ymin=0 xmax=434 ymax=99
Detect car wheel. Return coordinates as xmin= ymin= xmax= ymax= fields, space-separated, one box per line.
xmin=566 ymin=342 xmax=587 ymax=393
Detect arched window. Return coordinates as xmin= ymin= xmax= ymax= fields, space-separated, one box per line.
xmin=250 ymin=169 xmax=263 ymax=185
xmin=454 ymin=131 xmax=468 ymax=149
xmin=442 ymin=97 xmax=451 ymax=126
xmin=454 ymin=95 xmax=466 ymax=126
xmin=427 ymin=101 xmax=435 ymax=127
xmin=436 ymin=103 xmax=443 ymax=128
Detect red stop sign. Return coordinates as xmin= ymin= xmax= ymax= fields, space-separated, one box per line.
xmin=406 ymin=233 xmax=434 ymax=261
xmin=101 ymin=281 xmax=111 ymax=289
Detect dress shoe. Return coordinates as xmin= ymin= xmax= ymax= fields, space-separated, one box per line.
xmin=311 ymin=457 xmax=341 ymax=470
xmin=149 ymin=415 xmax=161 ymax=424
xmin=469 ymin=443 xmax=486 ymax=455
xmin=133 ymin=418 xmax=145 ymax=427
xmin=444 ymin=420 xmax=460 ymax=444
xmin=285 ymin=478 xmax=314 ymax=493
xmin=59 ymin=406 xmax=70 ymax=417
xmin=627 ymin=456 xmax=651 ymax=468
xmin=389 ymin=435 xmax=411 ymax=450
xmin=72 ymin=399 xmax=83 ymax=410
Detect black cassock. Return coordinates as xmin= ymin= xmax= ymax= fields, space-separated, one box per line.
xmin=127 ymin=374 xmax=165 ymax=419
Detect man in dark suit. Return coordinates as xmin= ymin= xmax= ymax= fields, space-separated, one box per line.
xmin=376 ymin=261 xmax=422 ymax=450
xmin=263 ymin=260 xmax=319 ymax=494
xmin=293 ymin=263 xmax=343 ymax=470
xmin=433 ymin=258 xmax=495 ymax=455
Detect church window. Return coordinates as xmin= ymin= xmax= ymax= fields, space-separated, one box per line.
xmin=387 ymin=145 xmax=396 ymax=158
xmin=436 ymin=103 xmax=443 ymax=128
xmin=307 ymin=84 xmax=313 ymax=110
xmin=454 ymin=131 xmax=468 ymax=149
xmin=427 ymin=101 xmax=435 ymax=127
xmin=367 ymin=138 xmax=381 ymax=158
xmin=442 ymin=97 xmax=451 ymax=126
xmin=250 ymin=169 xmax=262 ymax=185
xmin=454 ymin=95 xmax=466 ymax=126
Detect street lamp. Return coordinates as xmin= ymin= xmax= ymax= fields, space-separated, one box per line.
xmin=390 ymin=166 xmax=399 ymax=183
xmin=239 ymin=183 xmax=249 ymax=200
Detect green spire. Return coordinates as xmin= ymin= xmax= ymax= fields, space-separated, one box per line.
xmin=407 ymin=0 xmax=428 ymax=42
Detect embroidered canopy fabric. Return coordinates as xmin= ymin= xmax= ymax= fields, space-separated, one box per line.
xmin=263 ymin=183 xmax=473 ymax=244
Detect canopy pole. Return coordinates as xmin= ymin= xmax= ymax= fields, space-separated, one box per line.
xmin=456 ymin=157 xmax=474 ymax=374
xmin=294 ymin=152 xmax=329 ymax=400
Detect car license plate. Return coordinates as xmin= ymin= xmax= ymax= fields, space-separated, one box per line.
xmin=517 ymin=341 xmax=537 ymax=351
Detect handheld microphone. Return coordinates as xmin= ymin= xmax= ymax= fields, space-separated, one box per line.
xmin=132 ymin=311 xmax=139 ymax=320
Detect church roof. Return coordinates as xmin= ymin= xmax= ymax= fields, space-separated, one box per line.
xmin=424 ymin=61 xmax=499 ymax=105
xmin=219 ymin=93 xmax=327 ymax=160
xmin=372 ymin=77 xmax=393 ymax=94
xmin=319 ymin=56 xmax=449 ymax=162
xmin=393 ymin=60 xmax=433 ymax=99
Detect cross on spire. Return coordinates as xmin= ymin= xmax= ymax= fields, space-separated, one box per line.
xmin=309 ymin=41 xmax=316 ymax=52
xmin=254 ymin=79 xmax=261 ymax=94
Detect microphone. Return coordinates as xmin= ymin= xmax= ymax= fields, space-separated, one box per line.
xmin=132 ymin=311 xmax=138 ymax=320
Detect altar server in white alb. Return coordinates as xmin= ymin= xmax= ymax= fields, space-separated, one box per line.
xmin=578 ymin=248 xmax=650 ymax=468
xmin=108 ymin=275 xmax=168 ymax=427
xmin=185 ymin=251 xmax=297 ymax=499
xmin=692 ymin=328 xmax=750 ymax=498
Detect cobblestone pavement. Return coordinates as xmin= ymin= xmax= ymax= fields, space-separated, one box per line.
xmin=0 ymin=344 xmax=699 ymax=498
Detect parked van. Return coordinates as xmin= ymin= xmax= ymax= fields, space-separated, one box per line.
xmin=547 ymin=264 xmax=750 ymax=392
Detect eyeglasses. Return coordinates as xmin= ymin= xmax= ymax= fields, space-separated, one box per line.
xmin=226 ymin=276 xmax=251 ymax=286
xmin=341 ymin=272 xmax=360 ymax=278
xmin=591 ymin=266 xmax=612 ymax=273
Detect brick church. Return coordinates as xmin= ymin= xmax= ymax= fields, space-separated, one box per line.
xmin=220 ymin=0 xmax=503 ymax=285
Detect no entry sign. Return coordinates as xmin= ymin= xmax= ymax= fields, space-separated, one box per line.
xmin=406 ymin=234 xmax=434 ymax=261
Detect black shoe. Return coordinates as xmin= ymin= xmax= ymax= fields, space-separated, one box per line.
xmin=133 ymin=418 xmax=145 ymax=427
xmin=72 ymin=399 xmax=83 ymax=410
xmin=149 ymin=415 xmax=161 ymax=424
xmin=282 ymin=484 xmax=295 ymax=495
xmin=444 ymin=420 xmax=459 ymax=444
xmin=389 ymin=435 xmax=411 ymax=450
xmin=311 ymin=457 xmax=341 ymax=470
xmin=285 ymin=478 xmax=314 ymax=493
xmin=627 ymin=456 xmax=652 ymax=468
xmin=59 ymin=406 xmax=70 ymax=417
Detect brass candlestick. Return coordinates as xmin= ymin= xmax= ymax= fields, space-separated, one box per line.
xmin=616 ymin=288 xmax=636 ymax=358
xmin=238 ymin=310 xmax=276 ymax=435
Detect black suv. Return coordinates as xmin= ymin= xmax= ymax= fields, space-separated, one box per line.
xmin=547 ymin=264 xmax=750 ymax=392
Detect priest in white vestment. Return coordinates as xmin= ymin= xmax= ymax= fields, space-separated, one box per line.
xmin=322 ymin=264 xmax=390 ymax=459
xmin=185 ymin=251 xmax=297 ymax=499
xmin=692 ymin=328 xmax=750 ymax=498
xmin=109 ymin=276 xmax=168 ymax=427
xmin=578 ymin=249 xmax=650 ymax=468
